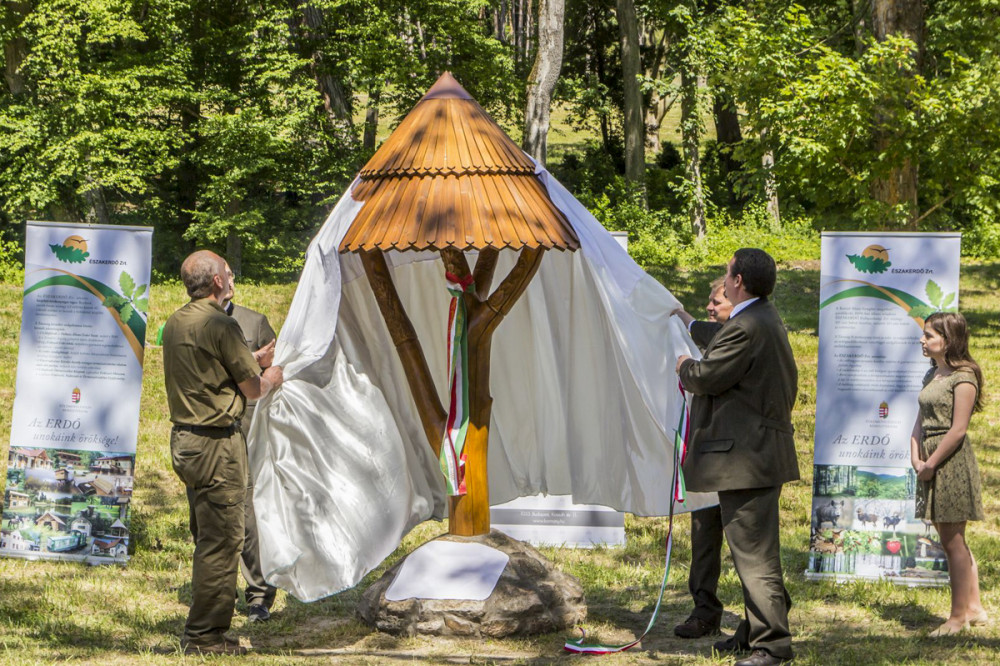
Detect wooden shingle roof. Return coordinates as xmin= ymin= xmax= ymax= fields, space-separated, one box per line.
xmin=340 ymin=72 xmax=579 ymax=253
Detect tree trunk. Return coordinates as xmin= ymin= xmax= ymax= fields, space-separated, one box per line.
xmin=641 ymin=22 xmax=670 ymax=156
xmin=2 ymin=2 xmax=29 ymax=95
xmin=712 ymin=92 xmax=744 ymax=207
xmin=226 ymin=229 xmax=243 ymax=280
xmin=680 ymin=66 xmax=706 ymax=237
xmin=522 ymin=0 xmax=565 ymax=165
xmin=296 ymin=2 xmax=354 ymax=131
xmin=617 ymin=0 xmax=645 ymax=189
xmin=868 ymin=0 xmax=924 ymax=228
xmin=83 ymin=178 xmax=112 ymax=226
xmin=363 ymin=85 xmax=382 ymax=152
xmin=762 ymin=147 xmax=780 ymax=229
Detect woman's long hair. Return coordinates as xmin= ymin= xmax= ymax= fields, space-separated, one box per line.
xmin=925 ymin=311 xmax=985 ymax=412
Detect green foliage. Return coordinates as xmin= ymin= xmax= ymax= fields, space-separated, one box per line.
xmin=678 ymin=204 xmax=820 ymax=266
xmin=580 ymin=176 xmax=688 ymax=268
xmin=860 ymin=478 xmax=881 ymax=498
xmin=841 ymin=530 xmax=882 ymax=555
xmin=0 ymin=233 xmax=19 ymax=283
xmin=717 ymin=1 xmax=1000 ymax=228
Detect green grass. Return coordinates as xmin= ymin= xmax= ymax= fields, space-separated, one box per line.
xmin=0 ymin=261 xmax=998 ymax=664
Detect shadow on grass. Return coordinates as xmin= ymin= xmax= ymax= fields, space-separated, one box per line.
xmin=790 ymin=624 xmax=1000 ymax=665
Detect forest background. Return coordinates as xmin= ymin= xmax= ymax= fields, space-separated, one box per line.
xmin=3 ymin=0 xmax=1000 ymax=279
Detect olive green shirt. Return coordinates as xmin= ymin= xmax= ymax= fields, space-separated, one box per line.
xmin=163 ymin=298 xmax=260 ymax=427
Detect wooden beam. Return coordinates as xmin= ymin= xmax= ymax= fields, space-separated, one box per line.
xmin=359 ymin=250 xmax=446 ymax=456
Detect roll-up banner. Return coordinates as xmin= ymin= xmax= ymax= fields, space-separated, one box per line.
xmin=2 ymin=221 xmax=152 ymax=564
xmin=807 ymin=232 xmax=960 ymax=586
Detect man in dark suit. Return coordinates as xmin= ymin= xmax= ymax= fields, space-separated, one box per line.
xmin=223 ymin=263 xmax=278 ymax=623
xmin=671 ymin=277 xmax=732 ymax=639
xmin=675 ymin=249 xmax=799 ymax=666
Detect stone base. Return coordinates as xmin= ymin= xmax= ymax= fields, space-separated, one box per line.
xmin=358 ymin=530 xmax=587 ymax=637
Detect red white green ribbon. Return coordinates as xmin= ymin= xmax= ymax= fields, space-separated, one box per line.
xmin=439 ymin=272 xmax=476 ymax=496
xmin=563 ymin=381 xmax=691 ymax=655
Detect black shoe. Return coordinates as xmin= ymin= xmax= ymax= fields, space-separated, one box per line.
xmin=734 ymin=649 xmax=792 ymax=666
xmin=713 ymin=634 xmax=750 ymax=655
xmin=247 ymin=604 xmax=271 ymax=623
xmin=674 ymin=615 xmax=721 ymax=638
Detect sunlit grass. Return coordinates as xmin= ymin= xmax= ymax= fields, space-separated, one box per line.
xmin=0 ymin=261 xmax=997 ymax=664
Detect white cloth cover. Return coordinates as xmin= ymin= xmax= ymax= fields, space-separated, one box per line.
xmin=248 ymin=166 xmax=718 ymax=602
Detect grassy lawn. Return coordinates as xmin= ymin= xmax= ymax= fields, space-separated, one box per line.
xmin=0 ymin=259 xmax=998 ymax=665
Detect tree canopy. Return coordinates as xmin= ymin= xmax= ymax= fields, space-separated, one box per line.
xmin=2 ymin=1 xmax=998 ymax=279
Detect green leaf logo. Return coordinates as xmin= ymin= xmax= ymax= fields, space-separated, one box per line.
xmin=102 ymin=271 xmax=149 ymax=325
xmin=846 ymin=245 xmax=891 ymax=274
xmin=924 ymin=280 xmax=956 ymax=312
xmin=49 ymin=235 xmax=90 ymax=264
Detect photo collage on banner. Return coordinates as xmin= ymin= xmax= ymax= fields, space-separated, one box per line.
xmin=808 ymin=232 xmax=960 ymax=585
xmin=2 ymin=222 xmax=152 ymax=564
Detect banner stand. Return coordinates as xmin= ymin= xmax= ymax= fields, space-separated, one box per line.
xmin=2 ymin=221 xmax=152 ymax=565
xmin=806 ymin=232 xmax=959 ymax=586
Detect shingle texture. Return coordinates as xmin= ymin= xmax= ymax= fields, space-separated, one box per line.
xmin=340 ymin=72 xmax=579 ymax=253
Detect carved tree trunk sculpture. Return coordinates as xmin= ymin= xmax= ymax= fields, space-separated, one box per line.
xmin=360 ymin=246 xmax=544 ymax=536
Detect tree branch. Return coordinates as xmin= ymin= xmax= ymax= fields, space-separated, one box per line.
xmin=472 ymin=247 xmax=499 ymax=300
xmin=474 ymin=247 xmax=544 ymax=336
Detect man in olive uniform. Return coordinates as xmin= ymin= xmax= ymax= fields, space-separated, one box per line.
xmin=163 ymin=250 xmax=283 ymax=656
xmin=676 ymin=249 xmax=798 ymax=666
xmin=222 ymin=263 xmax=278 ymax=623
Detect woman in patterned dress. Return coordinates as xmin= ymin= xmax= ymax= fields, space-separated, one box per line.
xmin=910 ymin=311 xmax=988 ymax=637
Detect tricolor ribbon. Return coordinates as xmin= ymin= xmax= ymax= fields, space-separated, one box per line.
xmin=439 ymin=272 xmax=476 ymax=496
xmin=563 ymin=381 xmax=691 ymax=655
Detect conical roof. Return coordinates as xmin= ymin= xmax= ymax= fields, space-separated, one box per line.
xmin=340 ymin=72 xmax=579 ymax=253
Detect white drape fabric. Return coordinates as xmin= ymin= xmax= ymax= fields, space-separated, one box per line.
xmin=248 ymin=166 xmax=717 ymax=602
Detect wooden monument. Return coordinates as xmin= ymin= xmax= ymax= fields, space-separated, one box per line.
xmin=339 ymin=72 xmax=579 ymax=536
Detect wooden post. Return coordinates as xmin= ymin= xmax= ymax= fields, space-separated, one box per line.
xmin=363 ymin=246 xmax=544 ymax=537
xmin=443 ymin=247 xmax=543 ymax=535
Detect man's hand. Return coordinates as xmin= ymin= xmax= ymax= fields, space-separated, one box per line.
xmin=253 ymin=339 xmax=276 ymax=369
xmin=237 ymin=364 xmax=284 ymax=401
xmin=671 ymin=308 xmax=695 ymax=327
xmin=676 ymin=354 xmax=691 ymax=375
xmin=260 ymin=365 xmax=283 ymax=395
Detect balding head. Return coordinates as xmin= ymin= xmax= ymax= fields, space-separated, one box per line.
xmin=180 ymin=250 xmax=226 ymax=299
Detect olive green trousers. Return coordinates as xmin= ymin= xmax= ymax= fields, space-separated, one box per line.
xmin=171 ymin=427 xmax=247 ymax=647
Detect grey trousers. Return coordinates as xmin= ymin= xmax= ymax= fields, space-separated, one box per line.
xmin=239 ymin=415 xmax=277 ymax=609
xmin=241 ymin=475 xmax=277 ymax=608
xmin=718 ymin=485 xmax=793 ymax=659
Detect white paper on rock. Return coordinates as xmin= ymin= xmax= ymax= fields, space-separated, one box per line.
xmin=384 ymin=541 xmax=510 ymax=601
xmin=248 ymin=165 xmax=718 ymax=602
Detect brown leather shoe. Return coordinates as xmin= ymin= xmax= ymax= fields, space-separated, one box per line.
xmin=183 ymin=638 xmax=248 ymax=656
xmin=673 ymin=615 xmax=721 ymax=638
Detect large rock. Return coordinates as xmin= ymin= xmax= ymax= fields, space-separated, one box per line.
xmin=358 ymin=530 xmax=586 ymax=637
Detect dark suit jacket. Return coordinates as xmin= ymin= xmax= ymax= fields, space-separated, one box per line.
xmin=678 ymin=299 xmax=799 ymax=492
xmin=228 ymin=303 xmax=276 ymax=417
xmin=690 ymin=320 xmax=723 ymax=352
